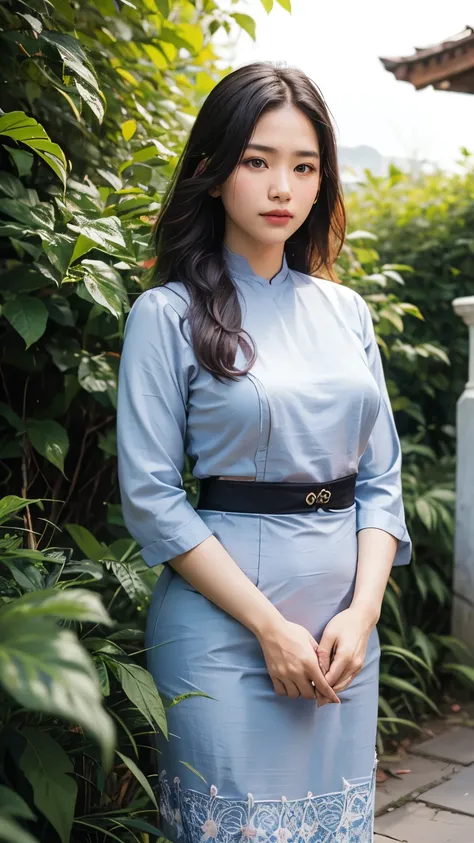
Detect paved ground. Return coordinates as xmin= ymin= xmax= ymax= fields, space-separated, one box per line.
xmin=374 ymin=721 xmax=474 ymax=842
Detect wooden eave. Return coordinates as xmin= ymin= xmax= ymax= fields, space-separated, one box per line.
xmin=380 ymin=27 xmax=474 ymax=94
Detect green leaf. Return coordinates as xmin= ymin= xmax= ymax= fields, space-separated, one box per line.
xmin=260 ymin=0 xmax=274 ymax=10
xmin=179 ymin=760 xmax=208 ymax=784
xmin=0 ymin=401 xmax=24 ymax=433
xmin=41 ymin=232 xmax=75 ymax=275
xmin=26 ymin=419 xmax=69 ymax=473
xmin=106 ymin=658 xmax=168 ymax=737
xmin=74 ymin=80 xmax=105 ymax=123
xmin=4 ymin=145 xmax=34 ymax=177
xmin=3 ymin=296 xmax=48 ymax=349
xmin=82 ymin=260 xmax=128 ymax=318
xmin=121 ymin=119 xmax=137 ymax=141
xmin=115 ymin=751 xmax=158 ymax=808
xmin=0 ymin=815 xmax=40 ymax=843
xmin=381 ymin=645 xmax=432 ymax=674
xmin=95 ymin=658 xmax=110 ymax=696
xmin=442 ymin=663 xmax=474 ymax=687
xmin=377 ymin=717 xmax=423 ymax=732
xmin=0 ymin=604 xmax=115 ymax=768
xmin=1 ymin=588 xmax=113 ymax=625
xmin=40 ymin=32 xmax=101 ymax=93
xmin=78 ymin=355 xmax=116 ymax=394
xmin=415 ymin=498 xmax=435 ymax=531
xmin=0 ymin=199 xmax=54 ymax=230
xmin=65 ymin=523 xmax=108 ymax=563
xmin=275 ymin=0 xmax=291 ymax=9
xmin=108 ymin=560 xmax=151 ymax=605
xmin=19 ymin=728 xmax=77 ymax=843
xmin=49 ymin=0 xmax=75 ymax=23
xmin=231 ymin=14 xmax=256 ymax=39
xmin=0 ymin=112 xmax=67 ymax=188
xmin=382 ymin=269 xmax=405 ymax=285
xmin=69 ymin=216 xmax=126 ymax=263
xmin=379 ymin=674 xmax=440 ymax=714
xmin=0 ymin=785 xmax=36 ymax=821
xmin=0 ymin=495 xmax=41 ymax=525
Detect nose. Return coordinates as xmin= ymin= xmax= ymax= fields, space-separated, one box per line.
xmin=269 ymin=169 xmax=291 ymax=202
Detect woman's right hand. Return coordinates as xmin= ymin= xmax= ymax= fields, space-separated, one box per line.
xmin=256 ymin=619 xmax=340 ymax=704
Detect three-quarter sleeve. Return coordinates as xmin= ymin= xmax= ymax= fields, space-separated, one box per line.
xmin=116 ymin=288 xmax=213 ymax=567
xmin=354 ymin=295 xmax=412 ymax=567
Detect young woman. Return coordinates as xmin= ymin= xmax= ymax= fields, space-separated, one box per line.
xmin=117 ymin=62 xmax=411 ymax=843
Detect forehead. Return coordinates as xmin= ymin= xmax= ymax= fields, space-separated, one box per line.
xmin=249 ymin=104 xmax=319 ymax=151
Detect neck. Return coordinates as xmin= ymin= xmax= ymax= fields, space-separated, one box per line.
xmin=223 ymin=232 xmax=285 ymax=283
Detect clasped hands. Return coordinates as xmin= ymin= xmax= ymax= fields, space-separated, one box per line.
xmin=258 ymin=606 xmax=376 ymax=707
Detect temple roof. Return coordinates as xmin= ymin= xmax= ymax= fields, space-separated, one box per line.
xmin=380 ymin=27 xmax=474 ymax=94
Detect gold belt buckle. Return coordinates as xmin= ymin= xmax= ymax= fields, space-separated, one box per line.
xmin=306 ymin=489 xmax=331 ymax=506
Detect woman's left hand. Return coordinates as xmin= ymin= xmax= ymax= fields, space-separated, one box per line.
xmin=316 ymin=606 xmax=377 ymax=699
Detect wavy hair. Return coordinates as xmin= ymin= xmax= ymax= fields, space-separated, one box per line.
xmin=152 ymin=62 xmax=346 ymax=381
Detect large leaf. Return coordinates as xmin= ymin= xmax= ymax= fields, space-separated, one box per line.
xmin=115 ymin=750 xmax=158 ymax=809
xmin=108 ymin=560 xmax=151 ymax=606
xmin=40 ymin=32 xmax=101 ymax=93
xmin=26 ymin=419 xmax=69 ymax=473
xmin=0 ymin=496 xmax=41 ymax=525
xmin=105 ymin=657 xmax=168 ymax=737
xmin=0 ymin=597 xmax=115 ymax=767
xmin=68 ymin=216 xmax=126 ymax=263
xmin=0 ymin=112 xmax=67 ymax=188
xmin=1 ymin=587 xmax=113 ymax=624
xmin=231 ymin=14 xmax=256 ymax=40
xmin=82 ymin=260 xmax=128 ymax=318
xmin=3 ymin=296 xmax=48 ymax=348
xmin=0 ymin=199 xmax=55 ymax=230
xmin=19 ymin=728 xmax=77 ymax=843
xmin=65 ymin=523 xmax=108 ymax=563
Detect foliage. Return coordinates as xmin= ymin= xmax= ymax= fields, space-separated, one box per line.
xmin=342 ymin=157 xmax=474 ymax=748
xmin=345 ymin=157 xmax=474 ymax=451
xmin=0 ymin=495 xmax=165 ymax=843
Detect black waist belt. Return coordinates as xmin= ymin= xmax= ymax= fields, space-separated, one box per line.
xmin=197 ymin=473 xmax=357 ymax=515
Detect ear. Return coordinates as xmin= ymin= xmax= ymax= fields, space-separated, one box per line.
xmin=208 ymin=186 xmax=221 ymax=198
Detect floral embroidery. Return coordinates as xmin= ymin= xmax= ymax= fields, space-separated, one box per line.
xmin=157 ymin=757 xmax=376 ymax=843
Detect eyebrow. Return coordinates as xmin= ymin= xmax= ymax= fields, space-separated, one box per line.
xmin=246 ymin=143 xmax=320 ymax=159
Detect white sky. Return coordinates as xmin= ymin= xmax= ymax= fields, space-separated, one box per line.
xmin=225 ymin=0 xmax=474 ymax=169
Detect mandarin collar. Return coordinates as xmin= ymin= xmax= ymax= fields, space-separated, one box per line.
xmin=223 ymin=245 xmax=290 ymax=288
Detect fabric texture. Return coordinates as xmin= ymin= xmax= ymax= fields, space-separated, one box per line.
xmin=116 ymin=246 xmax=412 ymax=843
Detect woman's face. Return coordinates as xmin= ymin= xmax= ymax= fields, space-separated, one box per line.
xmin=212 ymin=103 xmax=321 ymax=250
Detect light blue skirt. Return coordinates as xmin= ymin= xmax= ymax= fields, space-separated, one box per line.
xmin=145 ymin=505 xmax=379 ymax=843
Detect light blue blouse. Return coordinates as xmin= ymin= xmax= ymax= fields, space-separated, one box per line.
xmin=116 ymin=246 xmax=411 ymax=568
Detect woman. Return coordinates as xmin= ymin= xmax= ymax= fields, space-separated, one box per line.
xmin=116 ymin=62 xmax=411 ymax=843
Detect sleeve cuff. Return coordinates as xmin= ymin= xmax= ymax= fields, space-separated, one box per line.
xmin=139 ymin=512 xmax=213 ymax=567
xmin=356 ymin=507 xmax=412 ymax=567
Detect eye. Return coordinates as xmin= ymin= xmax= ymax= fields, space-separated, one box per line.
xmin=244 ymin=158 xmax=267 ymax=169
xmin=295 ymin=163 xmax=316 ymax=174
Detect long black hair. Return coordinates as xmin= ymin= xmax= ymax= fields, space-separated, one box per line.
xmin=152 ymin=62 xmax=346 ymax=381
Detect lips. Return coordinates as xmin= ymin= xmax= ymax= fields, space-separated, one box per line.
xmin=262 ymin=211 xmax=293 ymax=218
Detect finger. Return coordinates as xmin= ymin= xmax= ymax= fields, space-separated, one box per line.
xmin=324 ymin=651 xmax=353 ymax=688
xmin=333 ymin=673 xmax=355 ymax=693
xmin=273 ymin=678 xmax=287 ymax=696
xmin=328 ymin=653 xmax=364 ymax=689
xmin=308 ymin=658 xmax=340 ymax=703
xmin=318 ymin=630 xmax=336 ymax=666
xmin=295 ymin=677 xmax=317 ymax=701
xmin=283 ymin=680 xmax=301 ymax=699
xmin=317 ymin=647 xmax=331 ymax=676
